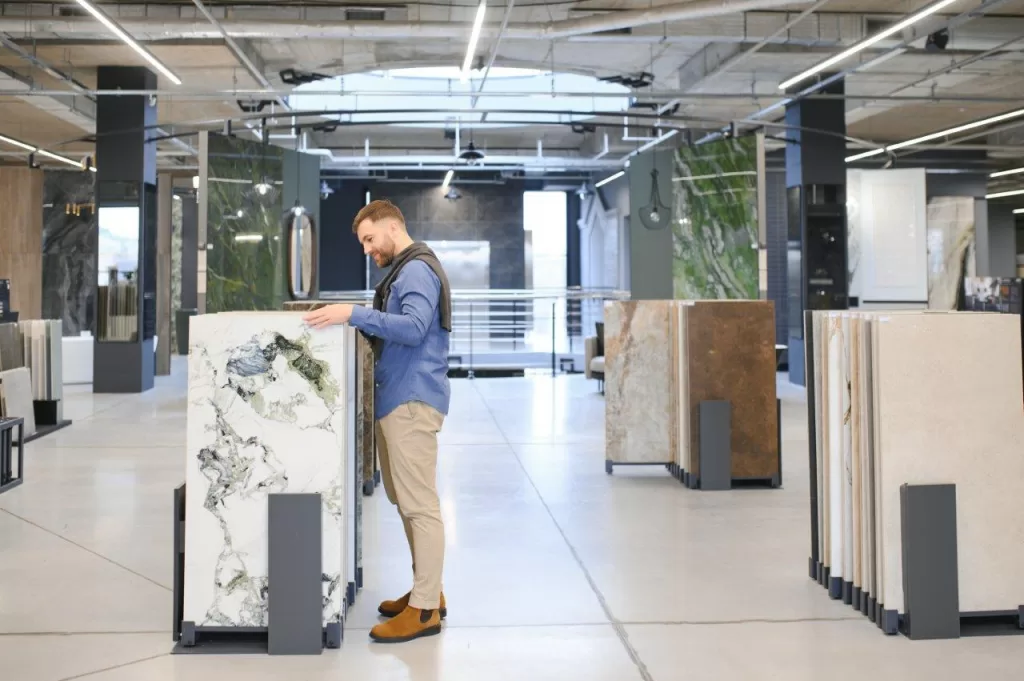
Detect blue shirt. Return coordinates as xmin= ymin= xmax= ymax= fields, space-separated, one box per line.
xmin=349 ymin=259 xmax=451 ymax=420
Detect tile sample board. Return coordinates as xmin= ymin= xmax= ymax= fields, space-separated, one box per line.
xmin=0 ymin=367 xmax=36 ymax=436
xmin=873 ymin=312 xmax=1024 ymax=614
xmin=184 ymin=312 xmax=352 ymax=628
xmin=683 ymin=300 xmax=778 ymax=483
xmin=0 ymin=323 xmax=24 ymax=371
xmin=604 ymin=300 xmax=674 ymax=464
xmin=808 ymin=309 xmax=1024 ymax=623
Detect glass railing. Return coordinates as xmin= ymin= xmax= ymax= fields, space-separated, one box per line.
xmin=318 ymin=287 xmax=628 ymax=375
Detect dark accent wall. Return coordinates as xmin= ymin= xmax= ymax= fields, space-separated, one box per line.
xmin=363 ymin=182 xmax=526 ymax=290
xmin=627 ymin=147 xmax=674 ymax=299
xmin=43 ymin=170 xmax=97 ymax=335
xmin=319 ymin=182 xmax=369 ymax=291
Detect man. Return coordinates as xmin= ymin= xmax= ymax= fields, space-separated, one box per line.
xmin=303 ymin=198 xmax=452 ymax=644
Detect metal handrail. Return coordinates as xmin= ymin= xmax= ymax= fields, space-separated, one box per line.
xmin=318 ymin=287 xmax=624 ymax=375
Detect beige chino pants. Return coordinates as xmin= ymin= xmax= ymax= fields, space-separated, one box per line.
xmin=375 ymin=400 xmax=446 ymax=610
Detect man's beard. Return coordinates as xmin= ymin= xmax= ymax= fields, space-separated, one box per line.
xmin=377 ymin=249 xmax=394 ymax=267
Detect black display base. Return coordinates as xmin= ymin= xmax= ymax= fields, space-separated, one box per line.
xmin=869 ymin=597 xmax=877 ymax=622
xmin=829 ymin=576 xmax=842 ymax=600
xmin=356 ymin=566 xmax=364 ymax=590
xmin=853 ymin=586 xmax=862 ymax=611
xmin=604 ymin=460 xmax=671 ymax=475
xmin=347 ymin=581 xmax=356 ymax=607
xmin=33 ymin=400 xmax=61 ymax=426
xmin=681 ymin=399 xmax=782 ymax=491
xmin=843 ymin=581 xmax=853 ymax=606
xmin=809 ymin=557 xmax=818 ymax=581
xmin=172 ymin=485 xmax=344 ymax=654
xmin=20 ymin=420 xmax=72 ymax=445
xmin=0 ymin=417 xmax=25 ymax=495
xmin=362 ymin=479 xmax=374 ymax=496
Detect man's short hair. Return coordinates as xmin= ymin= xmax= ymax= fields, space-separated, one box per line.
xmin=352 ymin=199 xmax=405 ymax=233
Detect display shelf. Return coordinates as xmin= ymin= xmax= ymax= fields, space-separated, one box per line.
xmin=0 ymin=417 xmax=24 ymax=495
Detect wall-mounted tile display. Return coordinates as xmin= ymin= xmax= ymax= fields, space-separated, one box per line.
xmin=671 ymin=137 xmax=759 ymax=300
xmin=204 ymin=134 xmax=286 ymax=313
xmin=926 ymin=197 xmax=975 ymax=310
xmin=184 ymin=312 xmax=354 ymax=629
xmin=42 ymin=171 xmax=97 ymax=336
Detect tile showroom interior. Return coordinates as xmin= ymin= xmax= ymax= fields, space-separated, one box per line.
xmin=2 ymin=358 xmax=1022 ymax=681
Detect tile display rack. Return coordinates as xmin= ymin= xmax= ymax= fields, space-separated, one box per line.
xmin=24 ymin=399 xmax=72 ymax=443
xmin=171 ymin=484 xmax=347 ymax=655
xmin=665 ymin=398 xmax=782 ymax=490
xmin=608 ymin=397 xmax=782 ymax=491
xmin=803 ymin=311 xmax=1024 ymax=639
xmin=0 ymin=416 xmax=24 ymax=495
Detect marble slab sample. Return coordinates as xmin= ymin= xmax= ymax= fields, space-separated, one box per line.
xmin=0 ymin=323 xmax=23 ymax=371
xmin=926 ymin=196 xmax=975 ymax=310
xmin=604 ymin=300 xmax=674 ymax=464
xmin=873 ymin=312 xmax=1024 ymax=614
xmin=184 ymin=312 xmax=352 ymax=628
xmin=0 ymin=367 xmax=36 ymax=436
xmin=684 ymin=300 xmax=778 ymax=482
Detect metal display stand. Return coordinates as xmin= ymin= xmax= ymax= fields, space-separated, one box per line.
xmin=0 ymin=417 xmax=24 ymax=495
xmin=668 ymin=398 xmax=782 ymax=490
xmin=172 ymin=487 xmax=344 ymax=654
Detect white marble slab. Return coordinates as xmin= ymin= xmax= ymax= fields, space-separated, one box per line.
xmin=926 ymin=196 xmax=975 ymax=310
xmin=184 ymin=311 xmax=351 ymax=628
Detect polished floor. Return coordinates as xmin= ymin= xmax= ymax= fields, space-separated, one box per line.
xmin=1 ymin=359 xmax=1021 ymax=680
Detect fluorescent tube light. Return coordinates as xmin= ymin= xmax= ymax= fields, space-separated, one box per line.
xmin=847 ymin=106 xmax=1024 ymax=163
xmin=0 ymin=134 xmax=36 ymax=153
xmin=986 ymin=189 xmax=1024 ymax=199
xmin=442 ymin=169 xmax=454 ymax=191
xmin=73 ymin=0 xmax=183 ymax=85
xmin=991 ymin=166 xmax=1024 ymax=178
xmin=234 ymin=234 xmax=264 ymax=242
xmin=1013 ymin=208 xmax=1024 ymax=214
xmin=460 ymin=1 xmax=487 ymax=83
xmin=595 ymin=170 xmax=624 ymax=188
xmin=34 ymin=148 xmax=85 ymax=168
xmin=779 ymin=0 xmax=960 ymax=91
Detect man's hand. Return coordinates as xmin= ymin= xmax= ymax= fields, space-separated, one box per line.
xmin=303 ymin=304 xmax=354 ymax=329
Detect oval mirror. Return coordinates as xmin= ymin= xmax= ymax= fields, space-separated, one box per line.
xmin=287 ymin=210 xmax=316 ymax=299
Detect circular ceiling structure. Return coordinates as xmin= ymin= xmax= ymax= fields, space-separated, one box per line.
xmin=289 ymin=66 xmax=632 ymax=128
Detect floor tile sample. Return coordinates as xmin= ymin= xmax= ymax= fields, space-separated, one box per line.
xmin=874 ymin=312 xmax=1024 ymax=614
xmin=604 ymin=300 xmax=674 ymax=464
xmin=184 ymin=312 xmax=352 ymax=628
xmin=684 ymin=301 xmax=778 ymax=482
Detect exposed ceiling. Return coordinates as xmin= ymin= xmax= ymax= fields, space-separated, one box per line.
xmin=1 ymin=0 xmax=1024 ymax=186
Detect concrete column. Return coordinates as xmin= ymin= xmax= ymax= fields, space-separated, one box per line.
xmin=92 ymin=65 xmax=157 ymax=393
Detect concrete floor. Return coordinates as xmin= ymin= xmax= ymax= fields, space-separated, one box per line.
xmin=1 ymin=359 xmax=1021 ymax=680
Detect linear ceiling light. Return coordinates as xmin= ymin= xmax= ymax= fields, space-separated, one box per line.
xmin=0 ymin=133 xmax=85 ymax=169
xmin=595 ymin=170 xmax=624 ymax=188
xmin=460 ymin=1 xmax=487 ymax=83
xmin=846 ymin=106 xmax=1024 ymax=162
xmin=73 ymin=0 xmax=182 ymax=85
xmin=779 ymin=0 xmax=960 ymax=91
xmin=1014 ymin=208 xmax=1024 ymax=214
xmin=986 ymin=188 xmax=1024 ymax=199
xmin=442 ymin=169 xmax=454 ymax=191
xmin=991 ymin=166 xmax=1024 ymax=178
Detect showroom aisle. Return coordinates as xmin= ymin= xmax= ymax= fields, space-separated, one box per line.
xmin=1 ymin=359 xmax=1021 ymax=681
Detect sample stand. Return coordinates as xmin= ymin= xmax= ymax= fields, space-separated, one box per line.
xmin=803 ymin=313 xmax=1023 ymax=638
xmin=27 ymin=399 xmax=72 ymax=442
xmin=0 ymin=417 xmax=24 ymax=495
xmin=172 ymin=485 xmax=345 ymax=654
xmin=666 ymin=398 xmax=782 ymax=490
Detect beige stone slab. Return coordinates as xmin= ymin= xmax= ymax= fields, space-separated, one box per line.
xmin=874 ymin=312 xmax=1024 ymax=613
xmin=670 ymin=302 xmax=692 ymax=471
xmin=604 ymin=300 xmax=674 ymax=464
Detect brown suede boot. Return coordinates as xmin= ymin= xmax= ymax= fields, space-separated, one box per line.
xmin=378 ymin=591 xmax=446 ymax=619
xmin=369 ymin=605 xmax=442 ymax=643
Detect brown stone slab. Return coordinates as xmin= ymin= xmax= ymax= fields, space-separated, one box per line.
xmin=685 ymin=301 xmax=778 ymax=482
